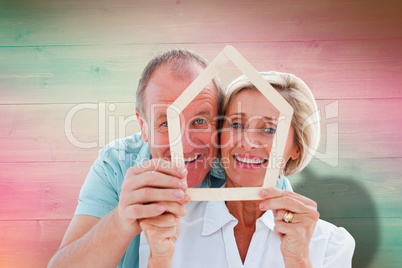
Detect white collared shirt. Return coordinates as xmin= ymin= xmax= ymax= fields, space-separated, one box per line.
xmin=140 ymin=200 xmax=355 ymax=268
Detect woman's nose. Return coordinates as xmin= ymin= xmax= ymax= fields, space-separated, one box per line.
xmin=241 ymin=129 xmax=261 ymax=151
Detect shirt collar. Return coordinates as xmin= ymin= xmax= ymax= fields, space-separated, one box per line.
xmin=257 ymin=209 xmax=275 ymax=231
xmin=200 ymin=174 xmax=293 ymax=236
xmin=201 ymin=201 xmax=277 ymax=236
xmin=202 ymin=201 xmax=237 ymax=236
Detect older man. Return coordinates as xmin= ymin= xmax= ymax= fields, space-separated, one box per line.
xmin=48 ymin=49 xmax=225 ymax=268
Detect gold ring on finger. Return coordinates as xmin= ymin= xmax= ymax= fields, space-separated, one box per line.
xmin=283 ymin=211 xmax=294 ymax=223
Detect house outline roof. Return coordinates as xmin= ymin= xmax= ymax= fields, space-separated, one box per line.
xmin=167 ymin=45 xmax=294 ymax=201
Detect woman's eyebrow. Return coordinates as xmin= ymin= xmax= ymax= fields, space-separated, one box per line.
xmin=262 ymin=115 xmax=278 ymax=122
xmin=226 ymin=112 xmax=246 ymax=117
xmin=226 ymin=112 xmax=277 ymax=121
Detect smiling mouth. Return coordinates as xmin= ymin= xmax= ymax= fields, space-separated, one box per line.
xmin=234 ymin=154 xmax=267 ymax=166
xmin=184 ymin=154 xmax=201 ymax=164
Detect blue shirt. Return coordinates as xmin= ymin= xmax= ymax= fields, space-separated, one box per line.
xmin=75 ymin=132 xmax=226 ymax=268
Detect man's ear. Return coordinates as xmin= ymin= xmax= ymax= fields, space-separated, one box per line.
xmin=136 ymin=112 xmax=148 ymax=142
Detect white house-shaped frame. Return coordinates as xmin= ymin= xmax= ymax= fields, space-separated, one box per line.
xmin=167 ymin=46 xmax=294 ymax=201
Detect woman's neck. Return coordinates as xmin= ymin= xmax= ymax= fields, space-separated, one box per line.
xmin=225 ymin=179 xmax=263 ymax=224
xmin=225 ymin=179 xmax=264 ymax=263
xmin=226 ymin=199 xmax=262 ymax=226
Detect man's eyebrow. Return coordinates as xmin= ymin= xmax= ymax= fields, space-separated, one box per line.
xmin=196 ymin=109 xmax=213 ymax=117
xmin=155 ymin=113 xmax=167 ymax=122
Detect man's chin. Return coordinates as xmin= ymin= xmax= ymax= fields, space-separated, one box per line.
xmin=186 ymin=167 xmax=208 ymax=188
xmin=184 ymin=157 xmax=212 ymax=187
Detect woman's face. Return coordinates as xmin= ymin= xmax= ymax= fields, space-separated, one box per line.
xmin=220 ymin=89 xmax=300 ymax=187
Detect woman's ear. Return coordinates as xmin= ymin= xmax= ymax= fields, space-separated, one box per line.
xmin=290 ymin=146 xmax=301 ymax=160
xmin=136 ymin=112 xmax=148 ymax=142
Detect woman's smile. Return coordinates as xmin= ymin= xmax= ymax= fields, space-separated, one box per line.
xmin=233 ymin=153 xmax=267 ymax=169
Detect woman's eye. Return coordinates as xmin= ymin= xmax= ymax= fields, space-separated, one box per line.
xmin=263 ymin=127 xmax=276 ymax=134
xmin=161 ymin=122 xmax=168 ymax=127
xmin=230 ymin=122 xmax=243 ymax=129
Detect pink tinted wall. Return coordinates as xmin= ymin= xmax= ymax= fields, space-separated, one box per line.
xmin=1 ymin=0 xmax=401 ymax=267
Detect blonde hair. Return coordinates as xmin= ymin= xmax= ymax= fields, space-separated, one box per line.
xmin=223 ymin=71 xmax=320 ymax=176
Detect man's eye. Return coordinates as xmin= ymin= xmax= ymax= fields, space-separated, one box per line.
xmin=194 ymin=119 xmax=206 ymax=125
xmin=230 ymin=122 xmax=243 ymax=129
xmin=161 ymin=122 xmax=168 ymax=127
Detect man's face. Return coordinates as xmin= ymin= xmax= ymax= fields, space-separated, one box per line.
xmin=138 ymin=62 xmax=219 ymax=187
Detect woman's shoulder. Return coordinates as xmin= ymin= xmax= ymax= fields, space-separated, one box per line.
xmin=309 ymin=219 xmax=355 ymax=267
xmin=313 ymin=219 xmax=355 ymax=247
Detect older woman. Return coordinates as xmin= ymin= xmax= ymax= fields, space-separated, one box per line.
xmin=139 ymin=71 xmax=355 ymax=268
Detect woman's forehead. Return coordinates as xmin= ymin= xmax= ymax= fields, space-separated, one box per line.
xmin=226 ymin=90 xmax=280 ymax=119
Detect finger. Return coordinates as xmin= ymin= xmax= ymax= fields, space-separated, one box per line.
xmin=260 ymin=188 xmax=317 ymax=208
xmin=273 ymin=220 xmax=295 ymax=236
xmin=125 ymin=203 xmax=168 ymax=220
xmin=274 ymin=210 xmax=313 ymax=225
xmin=152 ymin=201 xmax=187 ymax=217
xmin=259 ymin=190 xmax=317 ymax=212
xmin=259 ymin=195 xmax=308 ymax=213
xmin=139 ymin=214 xmax=180 ymax=239
xmin=127 ymin=187 xmax=190 ymax=204
xmin=139 ymin=213 xmax=178 ymax=228
xmin=273 ymin=219 xmax=311 ymax=238
xmin=125 ymin=200 xmax=187 ymax=221
xmin=141 ymin=225 xmax=178 ymax=241
xmin=273 ymin=209 xmax=319 ymax=232
xmin=128 ymin=159 xmax=187 ymax=179
xmin=275 ymin=210 xmax=293 ymax=222
xmin=124 ymin=169 xmax=188 ymax=192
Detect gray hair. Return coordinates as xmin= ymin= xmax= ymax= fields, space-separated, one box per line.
xmin=223 ymin=71 xmax=320 ymax=176
xmin=135 ymin=48 xmax=224 ymax=117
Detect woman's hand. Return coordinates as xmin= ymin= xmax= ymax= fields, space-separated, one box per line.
xmin=139 ymin=213 xmax=182 ymax=268
xmin=259 ymin=188 xmax=319 ymax=268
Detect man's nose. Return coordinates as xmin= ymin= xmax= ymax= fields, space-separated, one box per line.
xmin=181 ymin=129 xmax=197 ymax=154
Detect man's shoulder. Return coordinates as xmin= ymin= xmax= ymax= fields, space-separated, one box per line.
xmin=98 ymin=132 xmax=151 ymax=165
xmin=208 ymin=159 xmax=226 ymax=183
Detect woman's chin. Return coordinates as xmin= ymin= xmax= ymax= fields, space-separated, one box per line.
xmin=227 ymin=179 xmax=263 ymax=188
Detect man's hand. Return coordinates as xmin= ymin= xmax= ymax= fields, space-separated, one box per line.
xmin=139 ymin=213 xmax=181 ymax=268
xmin=48 ymin=159 xmax=190 ymax=268
xmin=116 ymin=159 xmax=190 ymax=235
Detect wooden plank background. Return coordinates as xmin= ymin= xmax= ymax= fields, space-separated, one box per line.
xmin=1 ymin=0 xmax=401 ymax=267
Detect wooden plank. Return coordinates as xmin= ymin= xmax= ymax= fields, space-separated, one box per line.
xmin=1 ymin=158 xmax=401 ymax=220
xmin=1 ymin=99 xmax=401 ymax=162
xmin=325 ymin=217 xmax=402 ymax=268
xmin=1 ymin=40 xmax=402 ymax=104
xmin=0 ymin=0 xmax=401 ymax=46
xmin=291 ymin=158 xmax=402 ymax=219
xmin=0 ymin=102 xmax=140 ymax=162
xmin=314 ymin=98 xmax=402 ymax=160
xmin=0 ymin=162 xmax=91 ymax=220
xmin=0 ymin=220 xmax=69 ymax=268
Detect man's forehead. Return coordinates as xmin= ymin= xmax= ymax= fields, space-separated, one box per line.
xmin=142 ymin=61 xmax=218 ymax=120
xmin=152 ymin=102 xmax=215 ymax=121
